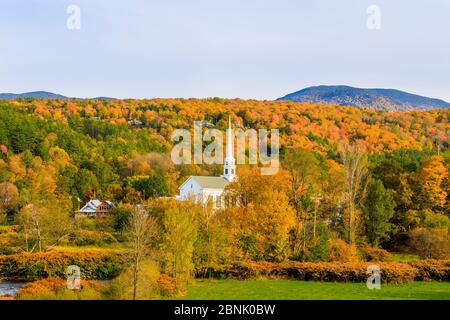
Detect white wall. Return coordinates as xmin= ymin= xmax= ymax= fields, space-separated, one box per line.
xmin=179 ymin=177 xmax=203 ymax=201
xmin=179 ymin=178 xmax=225 ymax=209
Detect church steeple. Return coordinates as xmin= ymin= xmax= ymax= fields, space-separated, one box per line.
xmin=222 ymin=116 xmax=236 ymax=182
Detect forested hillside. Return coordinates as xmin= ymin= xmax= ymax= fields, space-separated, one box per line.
xmin=0 ymin=98 xmax=448 ymax=262
xmin=277 ymin=85 xmax=450 ymax=111
xmin=0 ymin=97 xmax=448 ymax=203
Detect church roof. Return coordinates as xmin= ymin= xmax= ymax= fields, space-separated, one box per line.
xmin=181 ymin=176 xmax=230 ymax=190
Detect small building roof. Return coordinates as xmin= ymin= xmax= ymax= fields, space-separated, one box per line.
xmin=89 ymin=200 xmax=102 ymax=207
xmin=180 ymin=176 xmax=230 ymax=190
xmin=79 ymin=199 xmax=113 ymax=213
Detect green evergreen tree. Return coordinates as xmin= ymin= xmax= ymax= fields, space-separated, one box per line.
xmin=363 ymin=179 xmax=395 ymax=247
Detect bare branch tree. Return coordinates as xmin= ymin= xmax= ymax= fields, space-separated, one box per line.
xmin=341 ymin=144 xmax=369 ymax=244
xmin=126 ymin=207 xmax=158 ymax=300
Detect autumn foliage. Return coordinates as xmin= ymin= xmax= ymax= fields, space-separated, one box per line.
xmin=0 ymin=98 xmax=448 ymax=293
xmin=201 ymin=260 xmax=419 ymax=284
xmin=157 ymin=274 xmax=185 ymax=297
xmin=18 ymin=277 xmax=106 ymax=299
xmin=0 ymin=249 xmax=125 ymax=280
xmin=328 ymin=239 xmax=360 ymax=262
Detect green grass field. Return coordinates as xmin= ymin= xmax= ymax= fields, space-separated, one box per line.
xmin=391 ymin=253 xmax=420 ymax=262
xmin=179 ymin=280 xmax=450 ymax=300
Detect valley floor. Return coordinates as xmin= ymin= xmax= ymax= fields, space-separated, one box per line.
xmin=178 ymin=280 xmax=450 ymax=300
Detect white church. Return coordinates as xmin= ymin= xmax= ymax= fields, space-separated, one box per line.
xmin=178 ymin=117 xmax=236 ymax=209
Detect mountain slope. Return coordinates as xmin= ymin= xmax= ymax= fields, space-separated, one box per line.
xmin=277 ymin=85 xmax=450 ymax=111
xmin=0 ymin=91 xmax=68 ymax=100
xmin=0 ymin=91 xmax=116 ymax=100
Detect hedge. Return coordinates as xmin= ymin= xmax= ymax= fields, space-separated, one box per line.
xmin=199 ymin=260 xmax=450 ymax=284
xmin=0 ymin=249 xmax=126 ymax=280
xmin=2 ymin=251 xmax=449 ymax=284
xmin=407 ymin=260 xmax=450 ymax=281
xmin=18 ymin=277 xmax=106 ymax=299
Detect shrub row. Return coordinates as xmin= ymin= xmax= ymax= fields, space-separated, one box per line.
xmin=17 ymin=277 xmax=106 ymax=300
xmin=200 ymin=260 xmax=447 ymax=284
xmin=69 ymin=230 xmax=118 ymax=246
xmin=407 ymin=260 xmax=450 ymax=281
xmin=0 ymin=249 xmax=126 ymax=280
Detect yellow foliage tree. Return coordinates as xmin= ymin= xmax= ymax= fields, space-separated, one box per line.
xmin=419 ymin=156 xmax=448 ymax=209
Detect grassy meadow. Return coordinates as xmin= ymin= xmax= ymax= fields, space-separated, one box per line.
xmin=179 ymin=279 xmax=450 ymax=300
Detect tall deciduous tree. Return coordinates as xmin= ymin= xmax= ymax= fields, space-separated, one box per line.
xmin=418 ymin=156 xmax=447 ymax=210
xmin=244 ymin=190 xmax=296 ymax=262
xmin=193 ymin=204 xmax=229 ymax=277
xmin=126 ymin=207 xmax=158 ymax=300
xmin=282 ymin=149 xmax=322 ymax=259
xmin=341 ymin=145 xmax=369 ymax=244
xmin=282 ymin=149 xmax=321 ymax=218
xmin=161 ymin=204 xmax=198 ymax=283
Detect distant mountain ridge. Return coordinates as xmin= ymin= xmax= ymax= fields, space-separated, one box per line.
xmin=0 ymin=91 xmax=68 ymax=100
xmin=277 ymin=85 xmax=450 ymax=111
xmin=2 ymin=88 xmax=449 ymax=111
xmin=0 ymin=91 xmax=115 ymax=100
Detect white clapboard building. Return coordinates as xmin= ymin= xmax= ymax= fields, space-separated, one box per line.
xmin=178 ymin=117 xmax=236 ymax=209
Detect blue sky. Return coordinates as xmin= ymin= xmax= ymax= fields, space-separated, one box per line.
xmin=1 ymin=0 xmax=449 ymax=100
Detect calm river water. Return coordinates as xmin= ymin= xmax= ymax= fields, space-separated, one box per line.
xmin=0 ymin=281 xmax=26 ymax=297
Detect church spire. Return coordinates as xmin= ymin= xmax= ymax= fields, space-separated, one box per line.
xmin=222 ymin=116 xmax=236 ymax=182
xmin=226 ymin=115 xmax=233 ymax=158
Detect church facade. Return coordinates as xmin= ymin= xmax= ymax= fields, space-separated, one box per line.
xmin=178 ymin=117 xmax=236 ymax=208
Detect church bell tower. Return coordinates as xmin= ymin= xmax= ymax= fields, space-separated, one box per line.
xmin=222 ymin=116 xmax=236 ymax=182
